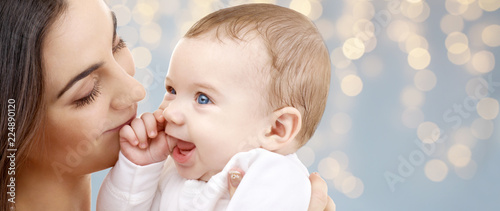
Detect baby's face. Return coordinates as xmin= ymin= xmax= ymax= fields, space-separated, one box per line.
xmin=158 ymin=35 xmax=271 ymax=181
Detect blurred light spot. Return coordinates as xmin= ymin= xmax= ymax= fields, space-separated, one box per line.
xmin=401 ymin=0 xmax=424 ymax=19
xmin=387 ymin=20 xmax=413 ymax=41
xmin=341 ymin=74 xmax=364 ymax=96
xmin=353 ymin=1 xmax=375 ymax=20
xmin=470 ymin=118 xmax=494 ymax=139
xmin=471 ymin=50 xmax=495 ymax=73
xmin=455 ymin=160 xmax=477 ymax=180
xmin=133 ymin=3 xmax=155 ymax=25
xmin=331 ymin=112 xmax=352 ymax=134
xmin=112 ymin=5 xmax=132 ymax=26
xmin=344 ymin=177 xmax=364 ymax=199
xmin=308 ymin=0 xmax=323 ymax=21
xmin=424 ymin=159 xmax=448 ymax=182
xmin=452 ymin=127 xmax=477 ymax=148
xmin=412 ymin=1 xmax=431 ymax=22
xmin=417 ymin=121 xmax=441 ymax=143
xmin=462 ymin=1 xmax=483 ymax=20
xmin=140 ymin=22 xmax=162 ymax=44
xmin=159 ymin=0 xmax=180 ymax=15
xmin=447 ymin=144 xmax=472 ymax=167
xmin=118 ymin=26 xmax=140 ymax=48
xmin=465 ymin=77 xmax=489 ymax=99
xmin=446 ymin=0 xmax=469 ymax=15
xmin=440 ymin=14 xmax=464 ymax=34
xmin=333 ymin=170 xmax=353 ymax=191
xmin=315 ymin=19 xmax=335 ymax=41
xmin=353 ymin=19 xmax=375 ymax=41
xmin=477 ymin=98 xmax=499 ymax=120
xmin=402 ymin=34 xmax=429 ymax=53
xmin=331 ymin=47 xmax=352 ymax=69
xmin=343 ymin=38 xmax=366 ymax=60
xmin=482 ymin=24 xmax=500 ymax=47
xmin=131 ymin=47 xmax=152 ymax=68
xmin=290 ymin=0 xmax=311 ymax=17
xmin=401 ymin=86 xmax=425 ymax=107
xmin=297 ymin=146 xmax=315 ymax=167
xmin=408 ymin=48 xmax=431 ymax=70
xmin=448 ymin=48 xmax=471 ymax=65
xmin=478 ymin=0 xmax=500 ymax=11
xmin=361 ymin=55 xmax=384 ymax=77
xmin=341 ymin=176 xmax=356 ymax=194
xmin=329 ymin=151 xmax=349 ymax=170
xmin=402 ymin=107 xmax=425 ymax=128
xmin=363 ymin=37 xmax=377 ymax=53
xmin=445 ymin=32 xmax=469 ymax=49
xmin=336 ymin=15 xmax=355 ymax=40
xmin=318 ymin=157 xmax=341 ymax=179
xmin=414 ymin=69 xmax=437 ymax=91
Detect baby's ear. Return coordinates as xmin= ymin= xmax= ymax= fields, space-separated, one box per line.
xmin=262 ymin=107 xmax=302 ymax=153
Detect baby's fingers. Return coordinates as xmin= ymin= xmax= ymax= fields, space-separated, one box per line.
xmin=141 ymin=113 xmax=158 ymax=138
xmin=119 ymin=125 xmax=138 ymax=146
xmin=130 ymin=118 xmax=148 ymax=149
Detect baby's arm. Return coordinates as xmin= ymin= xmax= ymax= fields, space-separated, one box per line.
xmin=97 ymin=111 xmax=169 ymax=211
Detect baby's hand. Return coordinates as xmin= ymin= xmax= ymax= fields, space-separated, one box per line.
xmin=119 ymin=111 xmax=169 ymax=166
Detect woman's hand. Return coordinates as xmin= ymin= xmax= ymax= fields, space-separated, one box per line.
xmin=308 ymin=172 xmax=336 ymax=211
xmin=226 ymin=170 xmax=335 ymax=211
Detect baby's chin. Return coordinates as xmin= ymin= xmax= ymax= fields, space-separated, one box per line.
xmin=178 ymin=168 xmax=220 ymax=182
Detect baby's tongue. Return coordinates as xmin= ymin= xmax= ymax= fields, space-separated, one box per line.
xmin=177 ymin=140 xmax=195 ymax=155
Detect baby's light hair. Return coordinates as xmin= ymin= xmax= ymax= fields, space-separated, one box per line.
xmin=185 ymin=4 xmax=331 ymax=147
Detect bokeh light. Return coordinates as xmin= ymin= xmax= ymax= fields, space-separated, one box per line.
xmin=471 ymin=50 xmax=495 ymax=73
xmin=414 ymin=69 xmax=437 ymax=91
xmin=447 ymin=144 xmax=472 ymax=167
xmin=331 ymin=112 xmax=353 ymax=135
xmin=470 ymin=118 xmax=494 ymax=139
xmin=478 ymin=0 xmax=500 ymax=11
xmin=482 ymin=24 xmax=500 ymax=47
xmin=402 ymin=107 xmax=425 ymax=129
xmin=440 ymin=14 xmax=464 ymax=34
xmin=131 ymin=47 xmax=152 ymax=68
xmin=417 ymin=121 xmax=441 ymax=143
xmin=343 ymin=37 xmax=366 ymax=60
xmin=341 ymin=74 xmax=364 ymax=96
xmin=476 ymin=98 xmax=500 ymax=120
xmin=401 ymin=86 xmax=425 ymax=107
xmin=408 ymin=48 xmax=431 ymax=70
xmin=425 ymin=159 xmax=449 ymax=182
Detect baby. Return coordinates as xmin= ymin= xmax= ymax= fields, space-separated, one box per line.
xmin=98 ymin=3 xmax=330 ymax=210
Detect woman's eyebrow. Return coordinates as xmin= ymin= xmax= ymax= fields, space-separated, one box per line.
xmin=57 ymin=62 xmax=104 ymax=99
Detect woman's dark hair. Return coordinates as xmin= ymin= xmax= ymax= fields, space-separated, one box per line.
xmin=0 ymin=0 xmax=66 ymax=210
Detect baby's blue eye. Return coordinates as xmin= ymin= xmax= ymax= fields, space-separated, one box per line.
xmin=168 ymin=87 xmax=176 ymax=94
xmin=197 ymin=93 xmax=211 ymax=104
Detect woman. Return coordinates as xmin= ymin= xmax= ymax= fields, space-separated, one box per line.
xmin=0 ymin=0 xmax=335 ymax=210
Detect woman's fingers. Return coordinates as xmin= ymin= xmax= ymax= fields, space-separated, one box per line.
xmin=227 ymin=168 xmax=244 ymax=198
xmin=308 ymin=172 xmax=335 ymax=211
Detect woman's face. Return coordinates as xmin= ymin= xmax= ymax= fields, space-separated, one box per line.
xmin=35 ymin=0 xmax=145 ymax=178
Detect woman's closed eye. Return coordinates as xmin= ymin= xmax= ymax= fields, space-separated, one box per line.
xmin=75 ymin=80 xmax=101 ymax=108
xmin=196 ymin=93 xmax=212 ymax=104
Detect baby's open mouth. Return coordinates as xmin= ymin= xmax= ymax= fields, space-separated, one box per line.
xmin=169 ymin=136 xmax=196 ymax=164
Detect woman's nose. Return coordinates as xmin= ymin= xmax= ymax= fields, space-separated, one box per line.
xmin=110 ymin=69 xmax=146 ymax=110
xmin=162 ymin=99 xmax=185 ymax=125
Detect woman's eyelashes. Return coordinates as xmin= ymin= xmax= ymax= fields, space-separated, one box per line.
xmin=112 ymin=38 xmax=126 ymax=53
xmin=75 ymin=81 xmax=101 ymax=108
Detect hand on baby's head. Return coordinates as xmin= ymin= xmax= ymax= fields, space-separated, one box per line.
xmin=119 ymin=110 xmax=169 ymax=166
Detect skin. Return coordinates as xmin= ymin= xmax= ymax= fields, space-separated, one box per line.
xmin=13 ymin=0 xmax=334 ymax=210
